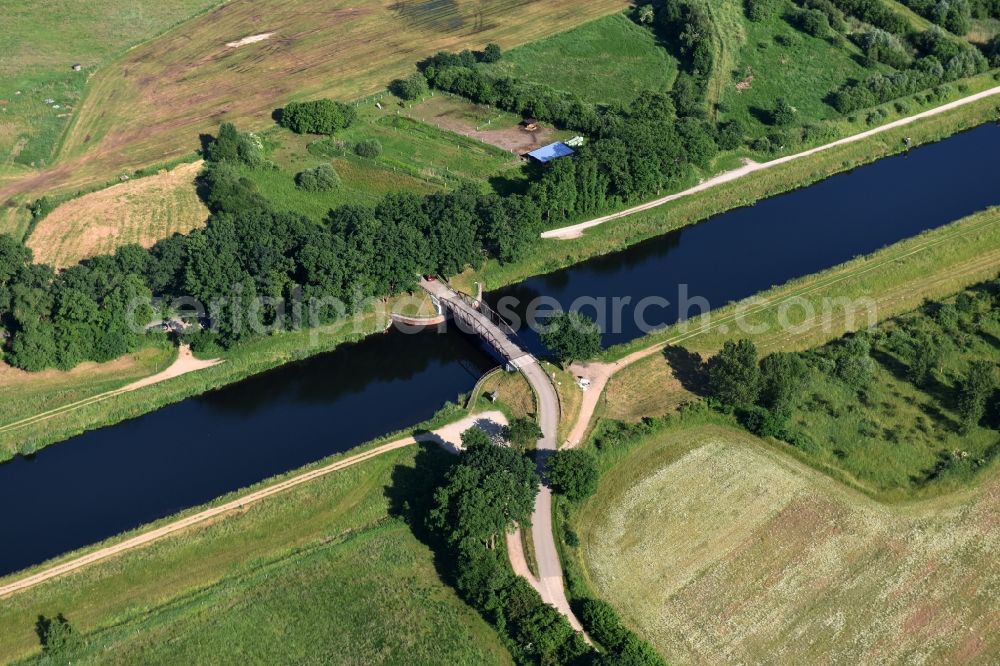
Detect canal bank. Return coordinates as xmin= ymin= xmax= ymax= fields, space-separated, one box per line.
xmin=4 ymin=94 xmax=999 ymax=462
xmin=2 ymin=121 xmax=1000 ymax=577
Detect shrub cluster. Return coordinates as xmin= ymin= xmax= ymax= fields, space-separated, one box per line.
xmin=831 ymin=30 xmax=987 ymax=113
xmin=279 ymin=98 xmax=357 ymax=135
xmin=295 ymin=163 xmax=340 ymax=192
xmin=829 ymin=0 xmax=910 ymax=33
xmin=854 ymin=28 xmax=913 ymax=68
xmin=579 ymin=598 xmax=665 ymax=665
xmin=899 ymin=0 xmax=972 ymax=34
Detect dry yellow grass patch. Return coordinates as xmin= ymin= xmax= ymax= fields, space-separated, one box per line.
xmin=578 ymin=425 xmax=1000 ymax=665
xmin=1 ymin=0 xmax=627 ymax=201
xmin=477 ymin=370 xmax=535 ymax=420
xmin=602 ymin=352 xmax=697 ymax=421
xmin=27 ymin=161 xmax=207 ymax=267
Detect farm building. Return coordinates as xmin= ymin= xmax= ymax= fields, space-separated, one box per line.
xmin=525 ymin=141 xmax=574 ymax=164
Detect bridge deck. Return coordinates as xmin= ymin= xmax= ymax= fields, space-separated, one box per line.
xmin=421 ymin=279 xmax=534 ymax=368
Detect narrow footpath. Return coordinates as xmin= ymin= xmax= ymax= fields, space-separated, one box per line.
xmin=543 ymin=84 xmax=1000 ymax=240
xmin=0 ymin=411 xmax=508 ymax=599
xmin=0 ymin=345 xmax=221 ymax=437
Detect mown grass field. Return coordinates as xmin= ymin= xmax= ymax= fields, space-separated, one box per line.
xmin=0 ymin=0 xmax=627 ymax=203
xmin=0 ymin=442 xmax=511 ymax=665
xmin=1 ymin=0 xmax=222 ymax=172
xmin=479 ymin=12 xmax=680 ymax=106
xmin=26 ymin=160 xmax=209 ymax=266
xmin=242 ymin=102 xmax=522 ymax=220
xmin=573 ymin=423 xmax=1000 ymax=664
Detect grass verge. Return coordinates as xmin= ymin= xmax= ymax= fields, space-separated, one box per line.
xmin=0 ymin=437 xmax=510 ymax=664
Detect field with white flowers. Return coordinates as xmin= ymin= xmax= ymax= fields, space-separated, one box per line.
xmin=576 ymin=424 xmax=999 ymax=665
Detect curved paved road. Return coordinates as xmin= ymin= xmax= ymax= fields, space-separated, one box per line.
xmin=421 ymin=278 xmax=586 ymax=632
xmin=521 ymin=361 xmax=586 ymax=633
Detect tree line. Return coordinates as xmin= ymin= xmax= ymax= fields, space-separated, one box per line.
xmin=425 ymin=426 xmax=662 ymax=665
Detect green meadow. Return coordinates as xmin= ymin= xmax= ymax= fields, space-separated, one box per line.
xmin=479 ymin=12 xmax=680 ymax=105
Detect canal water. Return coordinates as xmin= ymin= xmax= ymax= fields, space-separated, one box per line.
xmin=489 ymin=122 xmax=1000 ymax=351
xmin=2 ymin=123 xmax=999 ymax=576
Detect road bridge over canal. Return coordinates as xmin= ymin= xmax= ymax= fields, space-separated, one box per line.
xmin=419 ymin=278 xmax=586 ymax=633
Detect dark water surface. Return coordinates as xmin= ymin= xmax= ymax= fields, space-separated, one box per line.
xmin=488 ymin=123 xmax=1000 ymax=351
xmin=3 ymin=123 xmax=1000 ymax=576
xmin=0 ymin=329 xmax=494 ymax=575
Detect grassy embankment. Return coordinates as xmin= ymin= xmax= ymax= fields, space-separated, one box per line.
xmin=0 ymin=0 xmax=628 ymax=209
xmin=6 ymin=94 xmax=999 ymax=462
xmin=567 ymin=421 xmax=1000 ymax=665
xmin=464 ymin=90 xmax=1000 ymax=292
xmin=0 ymin=430 xmax=512 ymax=664
xmin=596 ymin=207 xmax=1000 ymax=499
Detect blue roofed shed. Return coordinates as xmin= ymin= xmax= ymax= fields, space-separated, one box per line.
xmin=525 ymin=141 xmax=574 ymax=164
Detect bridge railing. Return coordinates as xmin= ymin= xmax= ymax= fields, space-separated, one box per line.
xmin=448 ymin=290 xmax=521 ymax=340
xmin=439 ymin=294 xmax=530 ymax=361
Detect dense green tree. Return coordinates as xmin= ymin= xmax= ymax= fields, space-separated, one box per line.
xmin=389 ymin=72 xmax=429 ymax=100
xmin=35 ymin=613 xmax=82 ymax=660
xmin=295 ymin=163 xmax=341 ymax=191
xmin=986 ymin=34 xmax=1000 ymax=66
xmin=481 ymin=42 xmax=503 ymax=63
xmin=716 ymin=117 xmax=747 ymax=150
xmin=423 ymin=185 xmax=482 ymax=275
xmin=760 ymin=351 xmax=809 ymax=416
xmin=206 ymin=122 xmax=240 ymax=162
xmin=502 ymin=417 xmax=543 ymax=450
xmin=580 ymin=598 xmax=629 ymax=648
xmin=0 ymin=235 xmax=32 ymax=286
xmin=746 ymin=0 xmax=778 ymax=21
xmin=905 ymin=331 xmax=942 ymax=386
xmin=429 ymin=428 xmax=539 ymax=550
xmin=580 ymin=597 xmax=665 ymax=665
xmin=280 ymin=99 xmax=356 ymax=134
xmin=546 ymin=449 xmax=599 ymax=501
xmin=771 ymin=97 xmax=797 ymax=126
xmin=797 ymin=7 xmax=831 ymax=35
xmin=478 ymin=193 xmax=539 ymax=264
xmin=834 ymin=335 xmax=876 ymax=389
xmin=957 ymin=360 xmax=995 ymax=431
xmin=540 ymin=310 xmax=602 ymax=364
xmin=354 ymin=139 xmax=382 ymax=158
xmin=708 ymin=339 xmax=761 ymax=408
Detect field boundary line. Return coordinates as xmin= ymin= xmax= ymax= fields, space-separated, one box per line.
xmin=543 ymin=85 xmax=1000 ymax=239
